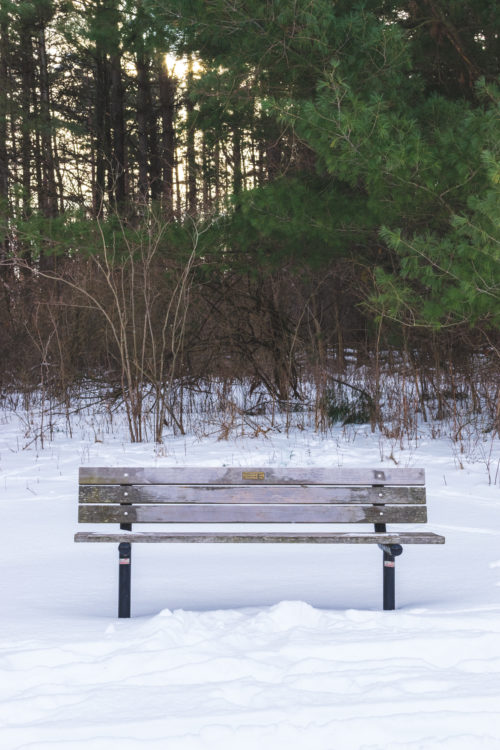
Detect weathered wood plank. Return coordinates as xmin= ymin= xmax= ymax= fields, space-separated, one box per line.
xmin=79 ymin=485 xmax=426 ymax=505
xmin=79 ymin=466 xmax=425 ymax=486
xmin=75 ymin=531 xmax=445 ymax=544
xmin=78 ymin=504 xmax=427 ymax=524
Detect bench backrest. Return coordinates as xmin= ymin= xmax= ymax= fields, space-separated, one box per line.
xmin=78 ymin=467 xmax=427 ymax=526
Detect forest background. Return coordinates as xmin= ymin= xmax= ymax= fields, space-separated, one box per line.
xmin=0 ymin=0 xmax=499 ymax=445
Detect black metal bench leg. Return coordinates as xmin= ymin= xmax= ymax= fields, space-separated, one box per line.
xmin=378 ymin=543 xmax=403 ymax=611
xmin=383 ymin=548 xmax=396 ymax=610
xmin=118 ymin=542 xmax=131 ymax=618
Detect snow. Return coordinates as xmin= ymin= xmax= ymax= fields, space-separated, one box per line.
xmin=1 ymin=406 xmax=500 ymax=749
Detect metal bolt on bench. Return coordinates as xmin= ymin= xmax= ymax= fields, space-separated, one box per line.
xmin=75 ymin=467 xmax=445 ymax=617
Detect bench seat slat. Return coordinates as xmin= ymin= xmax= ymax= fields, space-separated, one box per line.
xmin=79 ymin=485 xmax=426 ymax=505
xmin=79 ymin=504 xmax=427 ymax=524
xmin=79 ymin=467 xmax=425 ymax=486
xmin=75 ymin=531 xmax=445 ymax=544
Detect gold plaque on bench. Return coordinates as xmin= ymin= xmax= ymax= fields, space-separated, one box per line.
xmin=242 ymin=471 xmax=265 ymax=480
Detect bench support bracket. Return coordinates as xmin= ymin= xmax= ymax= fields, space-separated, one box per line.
xmin=118 ymin=542 xmax=132 ymax=618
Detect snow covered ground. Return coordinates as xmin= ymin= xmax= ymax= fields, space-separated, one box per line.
xmin=1 ymin=405 xmax=500 ymax=749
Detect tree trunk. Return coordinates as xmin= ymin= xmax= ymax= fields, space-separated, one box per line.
xmin=149 ymin=106 xmax=161 ymax=203
xmin=110 ymin=51 xmax=126 ymax=210
xmin=136 ymin=50 xmax=151 ymax=205
xmin=0 ymin=13 xmax=8 ymax=207
xmin=201 ymin=136 xmax=209 ymax=213
xmin=232 ymin=124 xmax=242 ymax=196
xmin=186 ymin=93 xmax=197 ymax=215
xmin=20 ymin=22 xmax=33 ymax=221
xmin=214 ymin=139 xmax=221 ymax=211
xmin=266 ymin=134 xmax=281 ymax=180
xmin=0 ymin=13 xmax=9 ymax=262
xmin=158 ymin=58 xmax=175 ymax=218
xmin=93 ymin=48 xmax=109 ymax=217
xmin=37 ymin=26 xmax=58 ymax=219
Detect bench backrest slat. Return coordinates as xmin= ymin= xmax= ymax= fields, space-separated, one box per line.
xmin=79 ymin=467 xmax=425 ymax=486
xmin=79 ymin=504 xmax=427 ymax=524
xmin=78 ymin=466 xmax=428 ymax=527
xmin=79 ymin=485 xmax=425 ymax=505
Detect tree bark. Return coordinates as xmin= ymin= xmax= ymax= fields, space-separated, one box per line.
xmin=93 ymin=47 xmax=109 ymax=217
xmin=20 ymin=21 xmax=33 ymax=220
xmin=0 ymin=12 xmax=9 ymax=264
xmin=158 ymin=58 xmax=175 ymax=218
xmin=110 ymin=50 xmax=126 ymax=210
xmin=0 ymin=13 xmax=8 ymax=207
xmin=186 ymin=92 xmax=197 ymax=215
xmin=37 ymin=26 xmax=58 ymax=219
xmin=232 ymin=124 xmax=242 ymax=196
xmin=136 ymin=50 xmax=151 ymax=205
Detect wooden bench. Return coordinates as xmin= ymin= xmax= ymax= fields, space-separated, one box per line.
xmin=75 ymin=467 xmax=445 ymax=617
